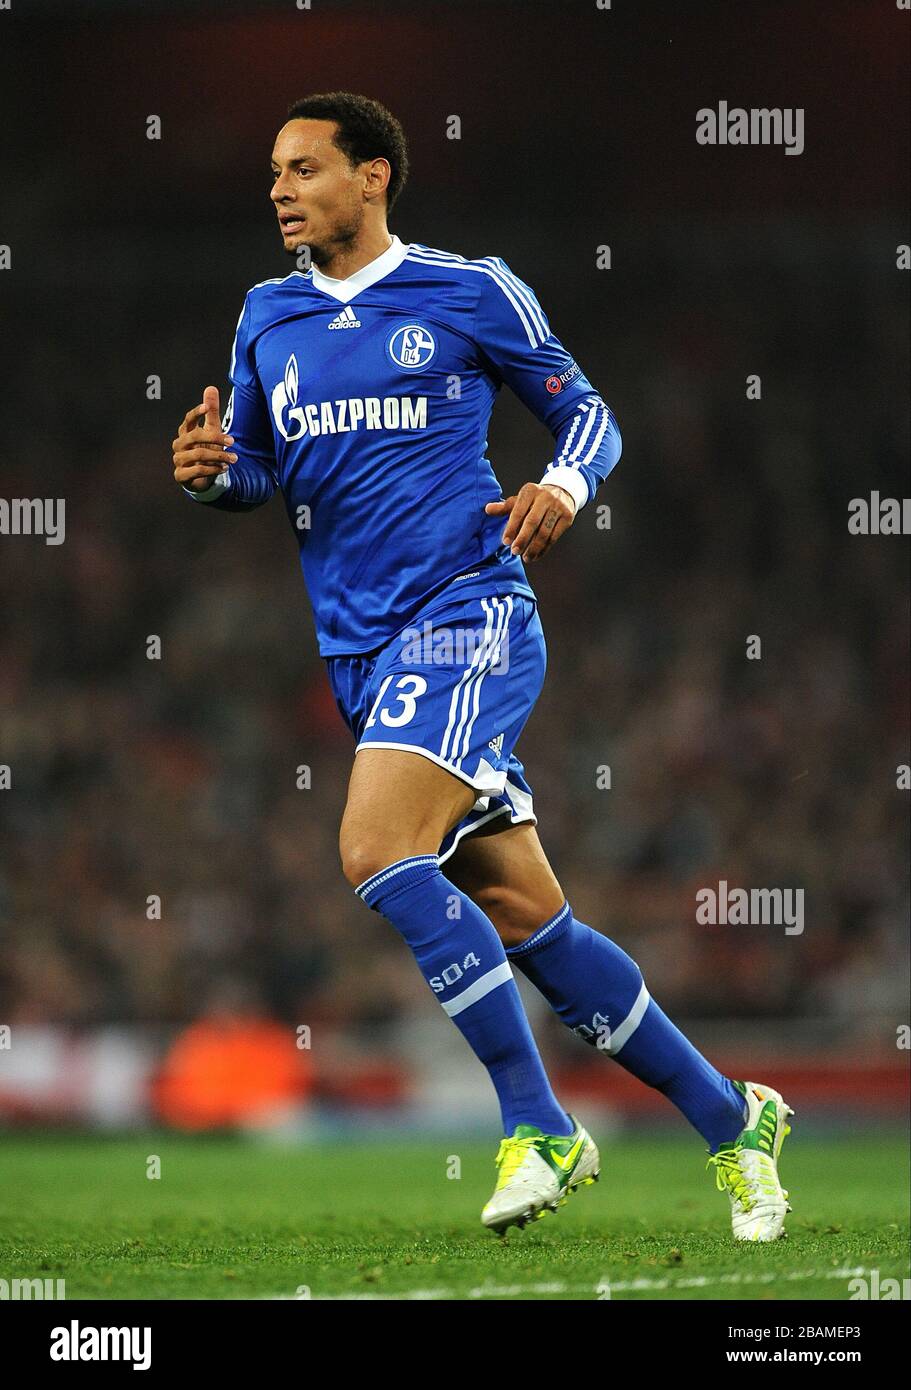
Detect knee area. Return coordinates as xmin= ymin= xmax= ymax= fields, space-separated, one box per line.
xmin=339 ymin=830 xmax=442 ymax=890
xmin=340 ymin=838 xmax=396 ymax=889
xmin=339 ymin=804 xmax=448 ymax=889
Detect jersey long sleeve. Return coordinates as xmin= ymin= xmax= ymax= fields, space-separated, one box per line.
xmin=473 ymin=256 xmax=621 ymax=513
xmin=181 ymin=235 xmax=623 ymax=654
xmin=183 ymin=295 xmax=279 ymax=511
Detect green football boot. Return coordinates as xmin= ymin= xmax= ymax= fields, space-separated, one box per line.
xmin=706 ymin=1080 xmax=794 ymax=1242
xmin=481 ymin=1115 xmax=600 ymax=1234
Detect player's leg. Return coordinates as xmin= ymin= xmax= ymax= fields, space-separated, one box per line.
xmin=339 ymin=745 xmax=573 ymax=1140
xmin=447 ymin=820 xmax=751 ymax=1148
xmin=337 ymin=595 xmax=600 ymax=1230
xmin=447 ymin=819 xmax=794 ymax=1239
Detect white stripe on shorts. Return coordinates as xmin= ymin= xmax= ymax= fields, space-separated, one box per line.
xmin=453 ymin=596 xmax=512 ymax=768
xmin=439 ymin=596 xmax=508 ymax=763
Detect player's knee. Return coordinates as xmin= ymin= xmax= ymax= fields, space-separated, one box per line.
xmin=340 ymin=836 xmax=381 ymax=889
xmin=339 ymin=832 xmax=422 ymax=890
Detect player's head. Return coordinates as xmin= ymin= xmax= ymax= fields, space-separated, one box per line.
xmin=271 ymin=92 xmax=409 ymax=265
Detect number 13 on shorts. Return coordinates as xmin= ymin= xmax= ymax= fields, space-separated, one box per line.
xmin=364 ymin=674 xmax=429 ymax=729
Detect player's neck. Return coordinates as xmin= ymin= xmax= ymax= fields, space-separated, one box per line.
xmin=317 ymin=228 xmax=394 ymax=282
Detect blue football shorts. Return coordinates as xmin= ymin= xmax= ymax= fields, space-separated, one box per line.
xmin=325 ymin=589 xmax=545 ymax=865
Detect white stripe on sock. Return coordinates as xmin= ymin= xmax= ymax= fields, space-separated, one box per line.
xmin=441 ymin=961 xmax=513 ymax=1017
xmin=606 ymin=980 xmax=651 ymax=1054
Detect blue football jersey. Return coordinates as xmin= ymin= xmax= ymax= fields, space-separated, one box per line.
xmin=187 ymin=235 xmax=621 ymax=655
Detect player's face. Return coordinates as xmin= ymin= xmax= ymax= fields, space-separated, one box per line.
xmin=270 ymin=119 xmax=367 ymax=266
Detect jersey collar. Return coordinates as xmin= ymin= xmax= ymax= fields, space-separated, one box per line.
xmin=310 ymin=233 xmax=410 ymax=303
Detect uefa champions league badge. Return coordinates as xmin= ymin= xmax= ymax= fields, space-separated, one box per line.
xmin=386 ymin=323 xmax=437 ymax=370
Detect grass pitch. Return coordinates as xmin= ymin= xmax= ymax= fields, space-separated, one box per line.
xmin=1 ymin=1132 xmax=907 ymax=1300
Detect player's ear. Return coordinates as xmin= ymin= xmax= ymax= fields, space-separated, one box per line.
xmin=365 ymin=156 xmax=391 ymax=201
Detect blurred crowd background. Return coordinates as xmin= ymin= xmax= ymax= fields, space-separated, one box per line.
xmin=0 ymin=0 xmax=907 ymax=1127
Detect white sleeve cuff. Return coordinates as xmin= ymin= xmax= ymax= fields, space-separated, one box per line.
xmin=539 ymin=466 xmax=590 ymax=515
xmin=184 ymin=470 xmax=232 ymax=503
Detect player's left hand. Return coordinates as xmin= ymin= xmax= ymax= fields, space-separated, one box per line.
xmin=485 ymin=483 xmax=576 ymax=562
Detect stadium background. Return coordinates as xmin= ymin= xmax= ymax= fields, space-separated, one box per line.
xmin=0 ymin=0 xmax=908 ymax=1140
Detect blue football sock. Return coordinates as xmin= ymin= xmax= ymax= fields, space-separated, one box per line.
xmin=357 ymin=855 xmax=573 ymax=1137
xmin=508 ymin=902 xmax=747 ymax=1152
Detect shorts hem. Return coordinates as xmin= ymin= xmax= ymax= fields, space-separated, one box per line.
xmin=437 ymin=804 xmax=537 ymax=867
xmin=353 ymin=739 xmax=506 ymax=797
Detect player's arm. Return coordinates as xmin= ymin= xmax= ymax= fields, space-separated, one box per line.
xmin=172 ymin=294 xmax=279 ymax=511
xmin=475 ymin=256 xmax=622 ymax=561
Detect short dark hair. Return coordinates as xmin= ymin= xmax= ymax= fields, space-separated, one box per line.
xmin=285 ymin=92 xmax=409 ymax=213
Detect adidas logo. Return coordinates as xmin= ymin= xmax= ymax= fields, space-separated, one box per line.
xmin=328 ymin=305 xmax=361 ymax=330
xmin=488 ymin=732 xmax=504 ymax=758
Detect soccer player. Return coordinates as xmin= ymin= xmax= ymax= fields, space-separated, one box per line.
xmin=172 ymin=92 xmax=793 ymax=1239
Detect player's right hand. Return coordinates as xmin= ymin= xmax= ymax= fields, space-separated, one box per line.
xmin=172 ymin=386 xmax=237 ymax=491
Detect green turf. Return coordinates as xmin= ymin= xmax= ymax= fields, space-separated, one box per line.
xmin=0 ymin=1133 xmax=907 ymax=1300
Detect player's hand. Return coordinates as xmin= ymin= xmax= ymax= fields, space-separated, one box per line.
xmin=172 ymin=386 xmax=237 ymax=491
xmin=485 ymin=482 xmax=575 ymax=562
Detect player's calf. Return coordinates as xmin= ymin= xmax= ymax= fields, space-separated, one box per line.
xmin=355 ymin=852 xmax=572 ymax=1142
